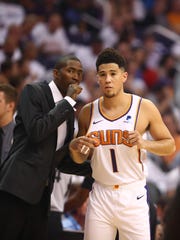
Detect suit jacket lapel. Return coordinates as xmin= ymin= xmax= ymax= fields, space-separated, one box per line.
xmin=39 ymin=82 xmax=75 ymax=144
xmin=39 ymin=82 xmax=55 ymax=109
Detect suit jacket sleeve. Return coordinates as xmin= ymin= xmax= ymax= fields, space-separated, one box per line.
xmin=17 ymin=83 xmax=74 ymax=143
xmin=55 ymin=143 xmax=92 ymax=176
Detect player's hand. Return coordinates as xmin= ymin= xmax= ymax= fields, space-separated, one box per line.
xmin=128 ymin=130 xmax=145 ymax=149
xmin=69 ymin=136 xmax=98 ymax=155
xmin=66 ymin=83 xmax=82 ymax=100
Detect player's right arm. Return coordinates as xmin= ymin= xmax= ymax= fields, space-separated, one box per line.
xmin=129 ymin=98 xmax=176 ymax=156
xmin=69 ymin=103 xmax=97 ymax=164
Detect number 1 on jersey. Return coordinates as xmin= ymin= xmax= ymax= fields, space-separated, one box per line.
xmin=110 ymin=149 xmax=118 ymax=172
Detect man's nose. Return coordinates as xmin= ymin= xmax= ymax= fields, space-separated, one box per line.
xmin=105 ymin=74 xmax=112 ymax=82
xmin=72 ymin=72 xmax=81 ymax=83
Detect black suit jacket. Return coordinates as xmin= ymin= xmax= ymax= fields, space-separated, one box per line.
xmin=0 ymin=82 xmax=91 ymax=204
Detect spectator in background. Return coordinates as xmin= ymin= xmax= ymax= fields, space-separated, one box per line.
xmin=166 ymin=0 xmax=180 ymax=35
xmin=172 ymin=42 xmax=180 ymax=110
xmin=150 ymin=81 xmax=174 ymax=114
xmin=124 ymin=58 xmax=148 ymax=97
xmin=48 ymin=171 xmax=72 ymax=240
xmin=162 ymin=108 xmax=180 ymax=169
xmin=141 ymin=0 xmax=168 ymax=29
xmin=163 ymin=183 xmax=180 ymax=240
xmin=8 ymin=58 xmax=32 ymax=98
xmin=0 ymin=60 xmax=14 ymax=84
xmin=67 ymin=20 xmax=92 ymax=46
xmin=146 ymin=108 xmax=180 ymax=196
xmin=155 ymin=195 xmax=170 ymax=240
xmin=32 ymin=13 xmax=71 ymax=69
xmin=142 ymin=32 xmax=167 ymax=71
xmin=0 ymin=59 xmax=31 ymax=100
xmin=100 ymin=15 xmax=124 ymax=48
xmin=20 ymin=14 xmax=39 ymax=48
xmin=0 ymin=1 xmax=25 ymax=45
xmin=0 ymin=36 xmax=22 ymax=66
xmin=21 ymin=40 xmax=47 ymax=83
xmin=62 ymin=200 xmax=88 ymax=231
xmin=74 ymin=36 xmax=104 ymax=71
xmin=0 ymin=83 xmax=17 ymax=164
xmin=79 ymin=69 xmax=101 ymax=103
xmin=64 ymin=176 xmax=93 ymax=214
xmin=59 ymin=0 xmax=104 ymax=43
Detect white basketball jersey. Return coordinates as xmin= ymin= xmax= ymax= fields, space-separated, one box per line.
xmin=87 ymin=94 xmax=146 ymax=185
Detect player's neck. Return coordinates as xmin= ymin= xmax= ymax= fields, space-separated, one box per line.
xmin=100 ymin=93 xmax=132 ymax=118
xmin=102 ymin=92 xmax=130 ymax=108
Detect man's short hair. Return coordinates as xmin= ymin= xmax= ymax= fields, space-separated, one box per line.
xmin=0 ymin=83 xmax=18 ymax=104
xmin=54 ymin=55 xmax=81 ymax=70
xmin=96 ymin=48 xmax=127 ymax=71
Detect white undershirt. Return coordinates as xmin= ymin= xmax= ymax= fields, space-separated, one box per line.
xmin=49 ymin=80 xmax=75 ymax=150
xmin=49 ymin=80 xmax=75 ymax=212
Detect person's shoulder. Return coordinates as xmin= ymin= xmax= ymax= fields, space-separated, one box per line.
xmin=22 ymin=82 xmax=49 ymax=98
xmin=139 ymin=96 xmax=160 ymax=115
xmin=131 ymin=93 xmax=157 ymax=112
xmin=29 ymin=81 xmax=50 ymax=93
xmin=78 ymin=101 xmax=95 ymax=129
xmin=78 ymin=103 xmax=91 ymax=121
xmin=141 ymin=97 xmax=156 ymax=106
xmin=80 ymin=101 xmax=93 ymax=113
xmin=23 ymin=81 xmax=47 ymax=89
xmin=79 ymin=98 xmax=100 ymax=115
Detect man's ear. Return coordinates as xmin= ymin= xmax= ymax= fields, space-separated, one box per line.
xmin=53 ymin=69 xmax=59 ymax=78
xmin=7 ymin=101 xmax=15 ymax=113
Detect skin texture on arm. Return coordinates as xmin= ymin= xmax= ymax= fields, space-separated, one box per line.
xmin=131 ymin=98 xmax=176 ymax=155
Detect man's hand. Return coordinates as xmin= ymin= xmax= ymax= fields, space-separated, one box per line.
xmin=66 ymin=83 xmax=82 ymax=100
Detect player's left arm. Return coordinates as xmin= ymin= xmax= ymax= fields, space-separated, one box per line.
xmin=128 ymin=99 xmax=176 ymax=156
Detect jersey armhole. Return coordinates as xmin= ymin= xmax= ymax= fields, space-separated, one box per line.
xmin=134 ymin=97 xmax=142 ymax=130
xmin=86 ymin=102 xmax=94 ymax=135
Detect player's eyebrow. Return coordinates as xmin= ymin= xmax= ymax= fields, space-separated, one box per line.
xmin=98 ymin=69 xmax=118 ymax=74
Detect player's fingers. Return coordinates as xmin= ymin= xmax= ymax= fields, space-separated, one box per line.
xmin=77 ymin=136 xmax=95 ymax=148
xmin=80 ymin=145 xmax=90 ymax=155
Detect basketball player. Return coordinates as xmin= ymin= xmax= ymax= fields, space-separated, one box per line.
xmin=69 ymin=48 xmax=175 ymax=240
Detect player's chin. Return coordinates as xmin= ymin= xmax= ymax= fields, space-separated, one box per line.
xmin=104 ymin=92 xmax=115 ymax=98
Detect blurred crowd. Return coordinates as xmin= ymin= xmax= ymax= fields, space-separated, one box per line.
xmin=0 ymin=0 xmax=180 ymax=239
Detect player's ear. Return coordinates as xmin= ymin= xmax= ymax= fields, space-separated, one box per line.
xmin=122 ymin=72 xmax=128 ymax=83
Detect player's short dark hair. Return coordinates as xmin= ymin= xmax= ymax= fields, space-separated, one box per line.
xmin=96 ymin=48 xmax=127 ymax=71
xmin=0 ymin=83 xmax=18 ymax=104
xmin=54 ymin=54 xmax=81 ymax=70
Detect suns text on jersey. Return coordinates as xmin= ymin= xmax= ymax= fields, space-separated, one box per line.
xmin=87 ymin=130 xmax=133 ymax=147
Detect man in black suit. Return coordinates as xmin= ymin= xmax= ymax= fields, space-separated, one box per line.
xmin=0 ymin=55 xmax=91 ymax=240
